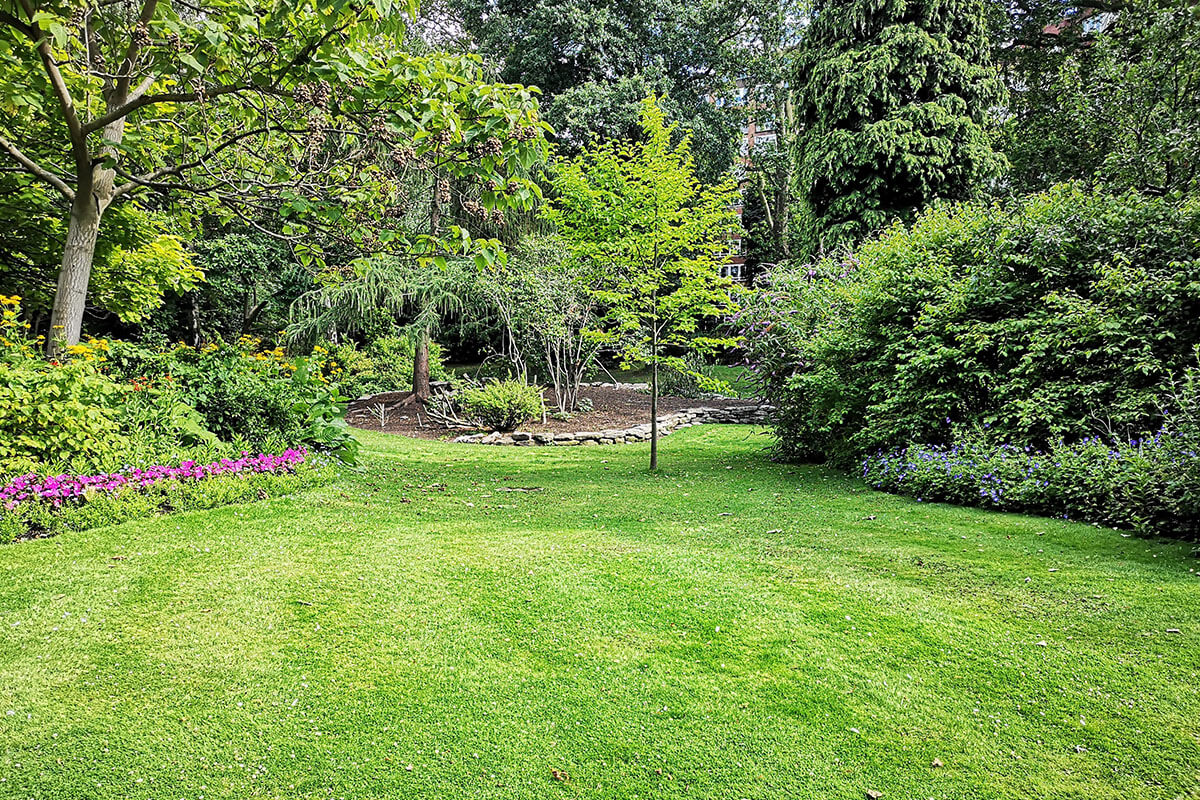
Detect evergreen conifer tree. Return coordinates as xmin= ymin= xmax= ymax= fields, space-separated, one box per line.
xmin=794 ymin=0 xmax=1005 ymax=251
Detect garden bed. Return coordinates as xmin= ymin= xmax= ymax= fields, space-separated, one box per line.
xmin=346 ymin=384 xmax=760 ymax=440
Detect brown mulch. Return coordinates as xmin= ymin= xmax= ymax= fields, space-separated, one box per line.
xmin=346 ymin=385 xmax=759 ymax=440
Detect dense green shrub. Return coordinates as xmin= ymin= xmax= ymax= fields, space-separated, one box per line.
xmin=655 ymin=354 xmax=732 ymax=399
xmin=324 ymin=336 xmax=449 ymax=399
xmin=740 ymin=186 xmax=1200 ymax=466
xmin=103 ymin=337 xmax=356 ymax=462
xmin=0 ymin=297 xmax=218 ymax=475
xmin=460 ymin=380 xmax=544 ymax=430
xmin=0 ymin=355 xmax=124 ymax=474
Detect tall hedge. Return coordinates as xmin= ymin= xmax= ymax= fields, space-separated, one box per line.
xmin=741 ymin=185 xmax=1200 ymax=466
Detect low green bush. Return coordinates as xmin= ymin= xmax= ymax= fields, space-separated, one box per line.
xmin=460 ymin=379 xmax=544 ymax=430
xmin=657 ymin=354 xmax=723 ymax=399
xmin=0 ymin=354 xmax=124 ymax=474
xmin=104 ymin=337 xmax=356 ymax=463
xmin=0 ymin=298 xmax=220 ymax=475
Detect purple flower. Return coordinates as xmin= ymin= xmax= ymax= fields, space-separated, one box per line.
xmin=0 ymin=449 xmax=308 ymax=513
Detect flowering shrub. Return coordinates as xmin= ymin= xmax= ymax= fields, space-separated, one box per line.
xmin=0 ymin=299 xmax=356 ymax=471
xmin=0 ymin=449 xmax=325 ymax=543
xmin=103 ymin=338 xmax=356 ymax=463
xmin=862 ymin=429 xmax=1199 ymax=537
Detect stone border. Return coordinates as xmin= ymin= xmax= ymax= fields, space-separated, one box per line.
xmin=452 ymin=404 xmax=773 ymax=446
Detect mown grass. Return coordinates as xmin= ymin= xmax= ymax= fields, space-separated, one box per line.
xmin=0 ymin=426 xmax=1197 ymax=799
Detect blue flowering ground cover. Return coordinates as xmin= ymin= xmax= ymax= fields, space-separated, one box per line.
xmin=862 ymin=428 xmax=1199 ymax=537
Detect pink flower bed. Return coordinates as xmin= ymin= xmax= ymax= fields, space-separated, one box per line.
xmin=1 ymin=449 xmax=308 ymax=512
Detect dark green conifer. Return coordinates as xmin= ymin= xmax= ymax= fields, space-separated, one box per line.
xmin=794 ymin=0 xmax=1005 ymax=251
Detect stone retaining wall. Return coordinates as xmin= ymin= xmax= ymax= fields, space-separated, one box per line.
xmin=453 ymin=404 xmax=773 ymax=446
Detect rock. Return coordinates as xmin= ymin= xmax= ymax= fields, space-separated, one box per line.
xmin=511 ymin=431 xmax=531 ymax=442
xmin=533 ymin=433 xmax=554 ymax=444
xmin=580 ymin=439 xmax=599 ymax=446
xmin=554 ymin=439 xmax=579 ymax=446
xmin=554 ymin=433 xmax=575 ymax=441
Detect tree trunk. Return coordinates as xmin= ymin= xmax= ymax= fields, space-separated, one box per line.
xmin=47 ymin=107 xmax=124 ymax=356
xmin=189 ymin=292 xmax=202 ymax=347
xmin=413 ymin=327 xmax=431 ymax=401
xmin=650 ymin=324 xmax=659 ymax=471
xmin=47 ymin=198 xmax=102 ymax=356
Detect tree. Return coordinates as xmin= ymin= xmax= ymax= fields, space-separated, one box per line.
xmin=0 ymin=0 xmax=548 ymax=355
xmin=0 ymin=175 xmax=201 ymax=332
xmin=288 ymin=256 xmax=478 ymax=401
xmin=737 ymin=0 xmax=808 ymax=268
xmin=477 ymin=235 xmax=603 ymax=413
xmin=178 ymin=230 xmax=313 ymax=345
xmin=543 ymin=96 xmax=740 ymax=469
xmin=445 ymin=0 xmax=752 ymax=181
xmin=792 ymin=0 xmax=1005 ymax=252
xmin=996 ymin=0 xmax=1200 ymax=195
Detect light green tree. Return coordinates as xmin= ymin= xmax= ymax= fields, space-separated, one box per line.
xmin=543 ymin=95 xmax=740 ymax=469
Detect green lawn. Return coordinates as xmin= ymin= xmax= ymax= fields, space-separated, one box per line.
xmin=1 ymin=427 xmax=1197 ymax=799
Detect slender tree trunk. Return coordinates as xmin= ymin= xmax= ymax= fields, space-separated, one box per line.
xmin=48 ymin=197 xmax=102 ymax=355
xmin=189 ymin=292 xmax=202 ymax=347
xmin=413 ymin=326 xmax=431 ymax=401
xmin=650 ymin=322 xmax=659 ymax=472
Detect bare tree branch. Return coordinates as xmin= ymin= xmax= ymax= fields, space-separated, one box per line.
xmin=110 ymin=123 xmax=292 ymax=200
xmin=82 ymin=83 xmax=262 ymax=135
xmin=112 ymin=0 xmax=159 ymax=101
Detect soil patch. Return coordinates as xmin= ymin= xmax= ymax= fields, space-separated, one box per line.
xmin=347 ymin=385 xmax=759 ymax=440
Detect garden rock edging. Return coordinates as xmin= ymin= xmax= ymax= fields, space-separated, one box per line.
xmin=452 ymin=404 xmax=774 ymax=447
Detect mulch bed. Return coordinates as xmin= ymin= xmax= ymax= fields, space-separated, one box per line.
xmin=347 ymin=385 xmax=758 ymax=441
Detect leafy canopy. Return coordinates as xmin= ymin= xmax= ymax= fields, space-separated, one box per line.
xmin=0 ymin=0 xmax=551 ymax=268
xmin=542 ymin=96 xmax=740 ymax=378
